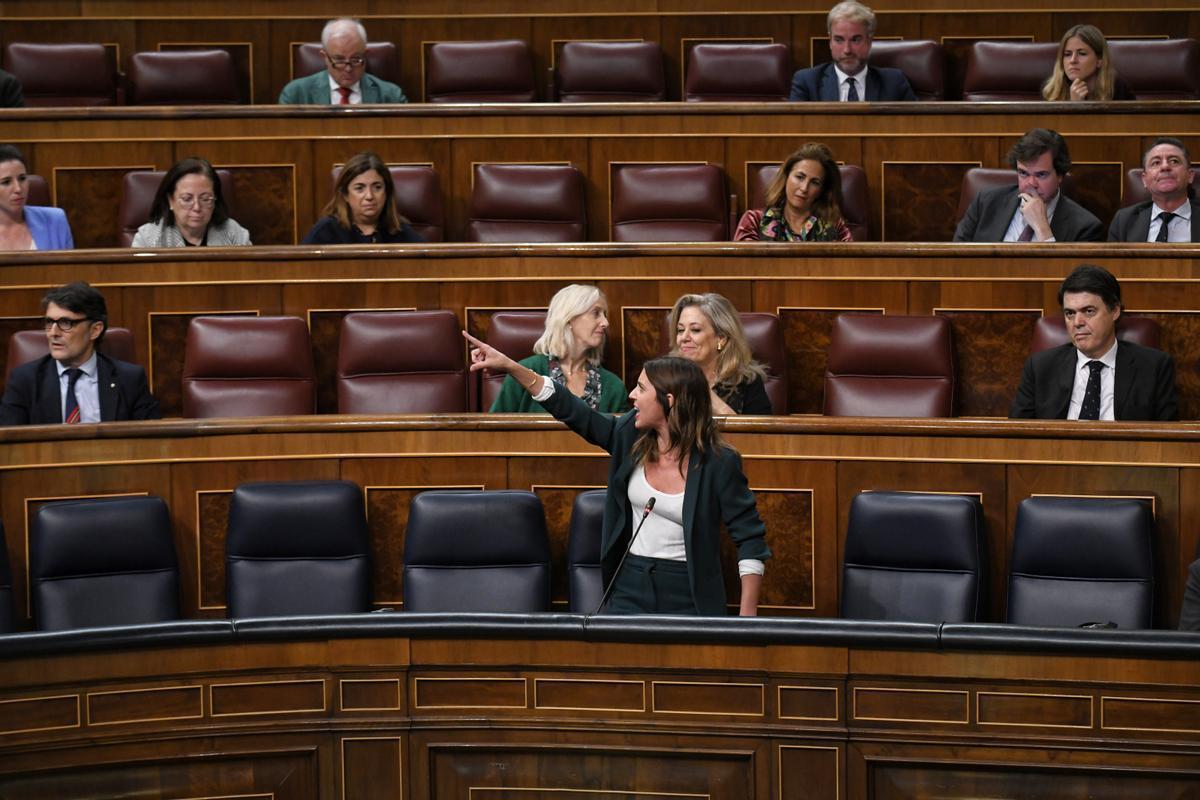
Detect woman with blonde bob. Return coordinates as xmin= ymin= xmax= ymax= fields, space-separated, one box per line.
xmin=669 ymin=293 xmax=771 ymax=415
xmin=302 ymin=151 xmax=423 ymax=244
xmin=1042 ymin=24 xmax=1134 ymax=102
xmin=490 ymin=283 xmax=628 ymax=413
xmin=735 ymin=142 xmax=852 ymax=242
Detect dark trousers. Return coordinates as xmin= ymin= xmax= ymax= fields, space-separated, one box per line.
xmin=606 ymin=554 xmax=698 ymax=615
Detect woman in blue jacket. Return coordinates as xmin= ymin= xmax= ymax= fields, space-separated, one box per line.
xmin=0 ymin=145 xmax=73 ymax=250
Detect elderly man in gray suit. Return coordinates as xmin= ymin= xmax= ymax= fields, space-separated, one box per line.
xmin=279 ymin=18 xmax=407 ymax=105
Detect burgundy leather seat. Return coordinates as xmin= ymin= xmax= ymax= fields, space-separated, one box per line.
xmin=481 ymin=311 xmax=546 ymax=410
xmin=2 ymin=43 xmax=118 ymax=106
xmin=468 ymin=163 xmax=586 ymax=242
xmin=182 ymin=316 xmax=315 ymax=418
xmin=127 ymin=50 xmax=240 ymax=105
xmin=119 ymin=169 xmax=236 ymax=247
xmin=425 ymin=40 xmax=536 ymax=103
xmin=6 ymin=327 xmax=136 ymax=381
xmin=1030 ymin=315 xmax=1161 ymax=354
xmin=24 ymin=175 xmax=50 ymax=207
xmin=555 ymin=41 xmax=665 ymax=102
xmin=684 ymin=43 xmax=792 ymax=102
xmin=292 ymin=41 xmax=399 ymax=84
xmin=1108 ymin=39 xmax=1200 ymax=100
xmin=330 ymin=164 xmax=444 ymax=242
xmin=610 ymin=163 xmax=730 ymax=242
xmin=869 ymin=40 xmax=945 ymax=101
xmin=337 ymin=310 xmax=467 ymax=413
xmin=954 ymin=167 xmax=1079 ymax=226
xmin=962 ymin=41 xmax=1056 ymax=101
xmin=824 ymin=314 xmax=955 ymax=417
xmin=747 ymin=162 xmax=872 ymax=241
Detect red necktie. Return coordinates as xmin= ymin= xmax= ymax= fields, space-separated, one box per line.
xmin=336 ymin=87 xmax=351 ymax=105
xmin=1018 ymin=225 xmax=1035 ymax=241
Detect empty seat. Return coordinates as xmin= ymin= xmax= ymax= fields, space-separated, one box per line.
xmin=684 ymin=43 xmax=792 ymax=102
xmin=2 ymin=43 xmax=118 ymax=106
xmin=1008 ymin=496 xmax=1154 ymax=628
xmin=824 ymin=314 xmax=954 ymax=417
xmin=0 ymin=522 xmax=12 ymax=633
xmin=127 ymin=49 xmax=240 ymax=105
xmin=226 ymin=480 xmax=371 ymax=617
xmin=1030 ymin=315 xmax=1161 ymax=354
xmin=567 ymin=489 xmax=606 ymax=613
xmin=425 ymin=40 xmax=536 ymax=103
xmin=331 ymin=164 xmax=444 ymax=243
xmin=403 ymin=490 xmax=551 ymax=612
xmin=6 ymin=327 xmax=136 ymax=381
xmin=468 ymin=163 xmax=586 ymax=242
xmin=182 ymin=316 xmax=315 ymax=418
xmin=30 ymin=496 xmax=179 ymax=631
xmin=24 ymin=174 xmax=50 ymax=207
xmin=842 ymin=492 xmax=986 ymax=623
xmin=1108 ymin=39 xmax=1200 ymax=100
xmin=610 ymin=163 xmax=730 ymax=242
xmin=869 ymin=40 xmax=945 ymax=101
xmin=954 ymin=168 xmax=1079 ymax=227
xmin=747 ymin=162 xmax=872 ymax=241
xmin=293 ymin=41 xmax=399 ymax=84
xmin=962 ymin=41 xmax=1056 ymax=101
xmin=120 ymin=169 xmax=237 ymax=247
xmin=337 ymin=310 xmax=467 ymax=413
xmin=481 ymin=311 xmax=546 ymax=410
xmin=555 ymin=40 xmax=666 ymax=102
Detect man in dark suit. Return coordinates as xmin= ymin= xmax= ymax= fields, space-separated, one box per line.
xmin=1109 ymin=137 xmax=1198 ymax=243
xmin=789 ymin=1 xmax=916 ymax=102
xmin=0 ymin=282 xmax=160 ymax=425
xmin=1180 ymin=557 xmax=1200 ymax=631
xmin=1010 ymin=264 xmax=1177 ymax=421
xmin=0 ymin=69 xmax=23 ymax=107
xmin=278 ymin=18 xmax=406 ymax=105
xmin=955 ymin=128 xmax=1104 ymax=243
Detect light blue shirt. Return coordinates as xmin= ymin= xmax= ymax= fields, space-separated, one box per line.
xmin=56 ymin=351 xmax=100 ymax=423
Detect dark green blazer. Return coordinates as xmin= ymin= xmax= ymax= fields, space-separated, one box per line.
xmin=278 ymin=71 xmax=407 ymax=104
xmin=540 ymin=385 xmax=770 ymax=615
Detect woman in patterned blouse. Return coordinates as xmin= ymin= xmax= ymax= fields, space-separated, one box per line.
xmin=734 ymin=142 xmax=852 ymax=242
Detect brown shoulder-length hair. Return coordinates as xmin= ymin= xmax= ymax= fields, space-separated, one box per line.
xmin=763 ymin=143 xmax=844 ymax=228
xmin=147 ymin=157 xmax=231 ymax=228
xmin=1042 ymin=24 xmax=1117 ymax=101
xmin=630 ymin=356 xmax=724 ymax=476
xmin=323 ymin=151 xmax=408 ymax=233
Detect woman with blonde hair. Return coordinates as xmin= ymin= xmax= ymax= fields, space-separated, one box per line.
xmin=735 ymin=142 xmax=852 ymax=242
xmin=490 ymin=283 xmax=628 ymax=413
xmin=1042 ymin=25 xmax=1133 ymax=102
xmin=669 ymin=293 xmax=771 ymax=415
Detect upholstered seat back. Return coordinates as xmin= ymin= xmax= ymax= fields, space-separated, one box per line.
xmin=481 ymin=312 xmax=547 ymax=410
xmin=120 ymin=169 xmax=236 ymax=247
xmin=1030 ymin=315 xmax=1161 ymax=354
xmin=24 ymin=175 xmax=50 ymax=207
xmin=128 ymin=50 xmax=240 ymax=105
xmin=567 ymin=489 xmax=606 ymax=613
xmin=962 ymin=41 xmax=1056 ymax=101
xmin=468 ymin=163 xmax=587 ymax=242
xmin=425 ymin=40 xmax=536 ymax=102
xmin=684 ymin=43 xmax=792 ymax=101
xmin=870 ymin=40 xmax=945 ymax=100
xmin=1108 ymin=39 xmax=1200 ymax=100
xmin=611 ymin=163 xmax=729 ymax=242
xmin=6 ymin=327 xmax=136 ymax=381
xmin=556 ymin=41 xmax=666 ymax=102
xmin=3 ymin=43 xmax=118 ymax=106
xmin=747 ymin=162 xmax=871 ymax=241
xmin=293 ymin=42 xmax=399 ymax=84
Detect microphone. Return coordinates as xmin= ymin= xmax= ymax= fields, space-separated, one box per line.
xmin=592 ymin=497 xmax=656 ymax=616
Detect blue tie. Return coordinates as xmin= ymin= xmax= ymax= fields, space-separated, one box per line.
xmin=1079 ymin=361 xmax=1103 ymax=420
xmin=846 ymin=76 xmax=859 ymax=101
xmin=63 ymin=368 xmax=82 ymax=424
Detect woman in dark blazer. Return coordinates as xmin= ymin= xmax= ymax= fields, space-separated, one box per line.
xmin=466 ymin=331 xmax=770 ymax=616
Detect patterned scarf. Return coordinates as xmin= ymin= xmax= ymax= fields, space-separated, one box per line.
xmin=548 ymin=358 xmax=603 ymax=410
xmin=758 ymin=205 xmax=838 ymax=242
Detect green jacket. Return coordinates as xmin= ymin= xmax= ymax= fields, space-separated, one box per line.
xmin=278 ymin=71 xmax=407 ymax=104
xmin=490 ymin=354 xmax=628 ymax=414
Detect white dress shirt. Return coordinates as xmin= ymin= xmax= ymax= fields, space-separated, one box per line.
xmin=833 ymin=65 xmax=868 ymax=102
xmin=57 ymin=351 xmax=101 ymax=423
xmin=1148 ymin=201 xmax=1193 ymax=242
xmin=1067 ymin=340 xmax=1118 ymax=421
xmin=1003 ymin=192 xmax=1060 ymax=242
xmin=327 ymin=74 xmax=362 ymax=104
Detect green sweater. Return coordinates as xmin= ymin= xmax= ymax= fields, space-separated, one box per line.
xmin=490 ymin=354 xmax=629 ymax=414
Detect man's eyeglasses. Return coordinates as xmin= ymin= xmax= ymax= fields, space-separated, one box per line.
xmin=43 ymin=316 xmax=91 ymax=332
xmin=327 ymin=56 xmax=366 ymax=69
xmin=175 ymin=194 xmax=215 ymax=209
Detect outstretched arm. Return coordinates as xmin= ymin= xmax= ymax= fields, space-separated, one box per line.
xmin=464 ymin=330 xmax=547 ymax=397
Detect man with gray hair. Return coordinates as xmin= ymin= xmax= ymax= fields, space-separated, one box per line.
xmin=279 ymin=17 xmax=407 ymax=104
xmin=789 ymin=1 xmax=915 ymax=102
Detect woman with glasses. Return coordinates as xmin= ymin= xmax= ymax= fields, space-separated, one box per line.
xmin=302 ymin=151 xmax=423 ymax=244
xmin=0 ymin=144 xmax=73 ymax=251
xmin=131 ymin=157 xmax=251 ymax=247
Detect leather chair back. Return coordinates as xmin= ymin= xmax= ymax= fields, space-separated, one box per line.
xmin=870 ymin=40 xmax=945 ymax=101
xmin=824 ymin=314 xmax=954 ymax=417
xmin=468 ymin=163 xmax=586 ymax=242
xmin=25 ymin=175 xmax=50 ymax=207
xmin=6 ymin=327 xmax=136 ymax=381
xmin=127 ymin=49 xmax=240 ymax=105
xmin=330 ymin=164 xmax=444 ymax=243
xmin=1108 ymin=38 xmax=1200 ymax=100
xmin=962 ymin=41 xmax=1056 ymax=101
xmin=567 ymin=489 xmax=606 ymax=613
xmin=481 ymin=311 xmax=547 ymax=410
xmin=182 ymin=315 xmax=315 ymax=418
xmin=226 ymin=480 xmax=371 ymax=617
xmin=0 ymin=522 xmax=12 ymax=633
xmin=1030 ymin=315 xmax=1161 ymax=353
xmin=748 ymin=162 xmax=871 ymax=241
xmin=611 ymin=163 xmax=730 ymax=242
xmin=954 ymin=167 xmax=1079 ymax=225
xmin=842 ymin=491 xmax=986 ymax=622
xmin=555 ymin=41 xmax=665 ymax=102
xmin=2 ymin=43 xmax=118 ymax=106
xmin=1008 ymin=497 xmax=1154 ymax=628
xmin=293 ymin=41 xmax=399 ymax=84
xmin=425 ymin=40 xmax=536 ymax=102
xmin=337 ymin=310 xmax=467 ymax=413
xmin=684 ymin=43 xmax=792 ymax=101
xmin=30 ymin=496 xmax=179 ymax=631
xmin=403 ymin=490 xmax=551 ymax=612
xmin=120 ymin=169 xmax=237 ymax=247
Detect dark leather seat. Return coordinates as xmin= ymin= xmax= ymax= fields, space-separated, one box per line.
xmin=337 ymin=310 xmax=467 ymax=413
xmin=610 ymin=163 xmax=730 ymax=242
xmin=330 ymin=164 xmax=444 ymax=242
xmin=567 ymin=489 xmax=606 ymax=613
xmin=226 ymin=480 xmax=371 ymax=617
xmin=842 ymin=491 xmax=986 ymax=623
xmin=555 ymin=41 xmax=665 ymax=102
xmin=403 ymin=490 xmax=551 ymax=612
xmin=25 ymin=174 xmax=50 ymax=207
xmin=869 ymin=40 xmax=945 ymax=101
xmin=481 ymin=311 xmax=547 ymax=410
xmin=2 ymin=43 xmax=119 ymax=106
xmin=120 ymin=169 xmax=236 ymax=247
xmin=747 ymin=162 xmax=872 ymax=241
xmin=954 ymin=168 xmax=1079 ymax=226
xmin=127 ymin=49 xmax=240 ymax=105
xmin=824 ymin=314 xmax=954 ymax=417
xmin=293 ymin=41 xmax=399 ymax=84
xmin=684 ymin=43 xmax=792 ymax=102
xmin=182 ymin=316 xmax=315 ymax=418
xmin=30 ymin=496 xmax=179 ymax=631
xmin=1008 ymin=496 xmax=1154 ymax=629
xmin=1108 ymin=39 xmax=1200 ymax=100
xmin=962 ymin=41 xmax=1056 ymax=101
xmin=6 ymin=327 xmax=136 ymax=380
xmin=425 ymin=40 xmax=536 ymax=103
xmin=468 ymin=163 xmax=586 ymax=242
xmin=1123 ymin=168 xmax=1151 ymax=208
xmin=0 ymin=522 xmax=12 ymax=633
xmin=1030 ymin=315 xmax=1161 ymax=354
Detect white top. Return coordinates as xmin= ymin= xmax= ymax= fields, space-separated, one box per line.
xmin=1149 ymin=201 xmax=1193 ymax=242
xmin=628 ymin=464 xmax=687 ymax=561
xmin=327 ymin=73 xmax=362 ymax=104
xmin=1068 ymin=340 xmax=1118 ymax=421
xmin=833 ymin=65 xmax=867 ymax=102
xmin=57 ymin=351 xmax=100 ymax=423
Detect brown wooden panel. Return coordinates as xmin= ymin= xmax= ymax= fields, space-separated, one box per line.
xmin=936 ymin=309 xmax=1041 ymax=417
xmin=882 ymin=162 xmax=978 ymax=242
xmin=1070 ymin=162 xmax=1122 ymax=233
xmin=977 ymin=691 xmax=1092 ymax=728
xmin=197 ymin=490 xmax=233 ymax=610
xmin=0 ymin=695 xmax=79 ymax=736
xmin=339 ymin=679 xmax=402 ymax=712
xmin=652 ymin=681 xmax=763 ymax=716
xmin=55 ymin=167 xmax=141 ymax=250
xmin=342 ymin=737 xmax=403 ymax=800
xmin=725 ymin=488 xmax=815 ymax=612
xmin=86 ymin=685 xmax=203 ymax=726
xmin=148 ymin=309 xmax=259 ymax=418
xmin=534 ymin=678 xmax=645 ymax=711
xmin=779 ymin=307 xmax=883 ymax=414
xmin=1102 ymin=696 xmax=1200 ymax=733
xmin=533 ymin=485 xmax=600 ymax=610
xmin=225 ymin=165 xmax=295 ymax=246
xmin=778 ymin=744 xmax=841 ymax=800
xmin=1138 ymin=311 xmax=1200 ymax=421
xmin=779 ymin=685 xmax=839 ymax=720
xmin=210 ymin=678 xmax=326 ymax=716
xmin=853 ymin=686 xmax=969 ymax=724
xmin=414 ymin=677 xmax=527 ymax=709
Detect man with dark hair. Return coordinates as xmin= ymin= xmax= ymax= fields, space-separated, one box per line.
xmin=1010 ymin=264 xmax=1177 ymax=420
xmin=789 ymin=1 xmax=916 ymax=102
xmin=0 ymin=282 xmax=159 ymax=425
xmin=954 ymin=128 xmax=1104 ymax=243
xmin=1109 ymin=136 xmax=1198 ymax=243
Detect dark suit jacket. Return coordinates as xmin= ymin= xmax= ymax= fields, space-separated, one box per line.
xmin=0 ymin=353 xmax=161 ymax=426
xmin=1108 ymin=198 xmax=1200 ymax=242
xmin=278 ymin=70 xmax=407 ymax=104
xmin=1180 ymin=558 xmax=1200 ymax=631
xmin=1009 ymin=340 xmax=1178 ymax=421
xmin=539 ymin=385 xmax=770 ymax=615
xmin=954 ymin=185 xmax=1104 ymax=243
xmin=0 ymin=69 xmax=23 ymax=108
xmin=788 ymin=62 xmax=916 ymax=101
